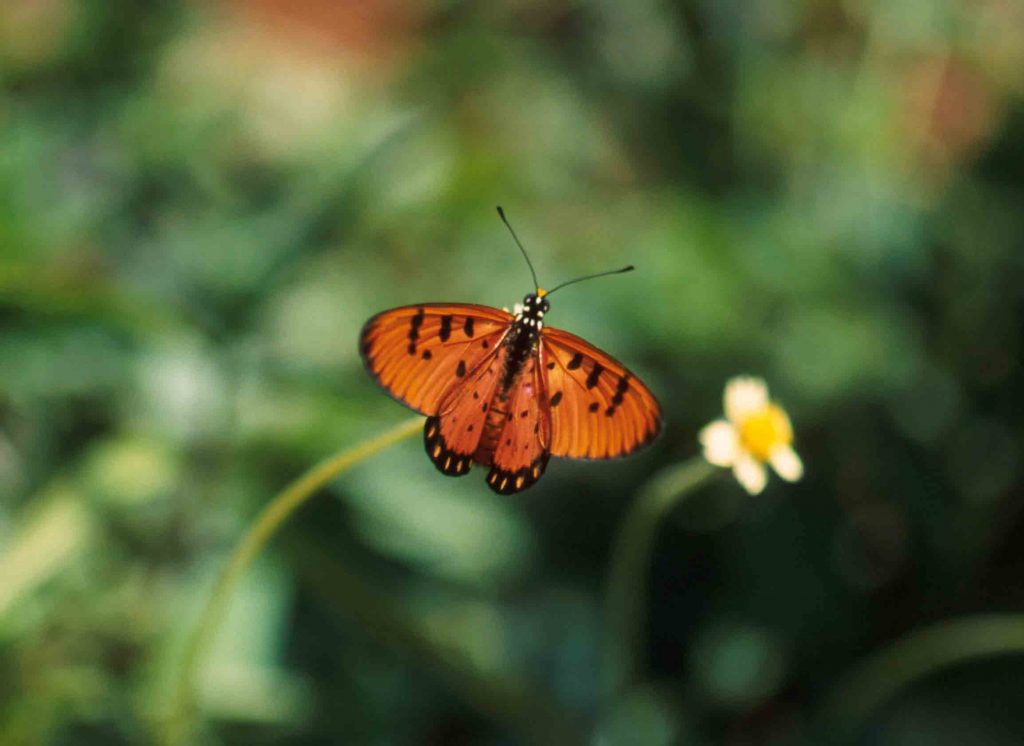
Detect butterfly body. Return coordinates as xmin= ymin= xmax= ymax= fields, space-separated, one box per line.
xmin=360 ymin=290 xmax=661 ymax=494
xmin=498 ymin=292 xmax=548 ymax=390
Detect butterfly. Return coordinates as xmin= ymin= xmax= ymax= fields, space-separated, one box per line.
xmin=360 ymin=207 xmax=662 ymax=494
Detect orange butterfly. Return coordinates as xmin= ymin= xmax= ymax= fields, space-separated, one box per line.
xmin=360 ymin=208 xmax=662 ymax=494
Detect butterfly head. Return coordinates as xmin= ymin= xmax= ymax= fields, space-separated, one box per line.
xmin=518 ymin=291 xmax=549 ymax=329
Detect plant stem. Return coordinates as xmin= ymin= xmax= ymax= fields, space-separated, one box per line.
xmin=162 ymin=415 xmax=423 ymax=745
xmin=818 ymin=614 xmax=1024 ymax=742
xmin=604 ymin=457 xmax=717 ymax=696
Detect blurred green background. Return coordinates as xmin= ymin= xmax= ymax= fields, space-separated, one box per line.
xmin=3 ymin=0 xmax=1024 ymax=744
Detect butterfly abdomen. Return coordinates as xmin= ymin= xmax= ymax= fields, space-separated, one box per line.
xmin=473 ymin=395 xmax=509 ymax=465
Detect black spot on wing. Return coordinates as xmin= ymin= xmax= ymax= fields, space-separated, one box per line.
xmin=550 ymin=391 xmax=563 ymax=407
xmin=603 ymin=373 xmax=631 ymax=416
xmin=463 ymin=317 xmax=475 ymax=338
xmin=567 ymin=353 xmax=583 ymax=370
xmin=456 ymin=360 xmax=466 ymax=377
xmin=586 ymin=364 xmax=603 ymax=389
xmin=407 ymin=307 xmax=425 ymax=355
xmin=611 ymin=374 xmax=630 ymax=405
xmin=439 ymin=315 xmax=452 ymax=342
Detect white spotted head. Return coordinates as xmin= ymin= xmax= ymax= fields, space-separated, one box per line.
xmin=519 ymin=291 xmax=549 ymax=332
xmin=523 ymin=291 xmax=549 ymax=316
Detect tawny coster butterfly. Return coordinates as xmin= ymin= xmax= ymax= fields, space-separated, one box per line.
xmin=360 ymin=208 xmax=662 ymax=494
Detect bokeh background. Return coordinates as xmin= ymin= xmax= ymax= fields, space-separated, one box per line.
xmin=3 ymin=1 xmax=1024 ymax=744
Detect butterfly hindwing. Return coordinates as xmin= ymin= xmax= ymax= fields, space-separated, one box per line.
xmin=360 ymin=303 xmax=512 ymax=415
xmin=540 ymin=327 xmax=661 ymax=459
xmin=486 ymin=357 xmax=551 ymax=495
xmin=424 ymin=349 xmax=505 ymax=476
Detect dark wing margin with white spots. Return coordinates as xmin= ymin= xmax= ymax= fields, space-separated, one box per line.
xmin=540 ymin=326 xmax=662 ymax=459
xmin=360 ymin=303 xmax=512 ymax=416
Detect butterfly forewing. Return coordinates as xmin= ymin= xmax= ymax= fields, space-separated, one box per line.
xmin=541 ymin=327 xmax=661 ymax=459
xmin=360 ymin=303 xmax=512 ymax=415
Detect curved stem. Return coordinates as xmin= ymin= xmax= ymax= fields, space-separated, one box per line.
xmin=604 ymin=458 xmax=717 ymax=696
xmin=819 ymin=614 xmax=1024 ymax=741
xmin=162 ymin=415 xmax=424 ymax=745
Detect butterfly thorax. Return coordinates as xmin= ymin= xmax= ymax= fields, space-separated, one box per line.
xmin=499 ymin=293 xmax=549 ymax=392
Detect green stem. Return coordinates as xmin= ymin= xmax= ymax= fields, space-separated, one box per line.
xmin=819 ymin=614 xmax=1024 ymax=741
xmin=604 ymin=457 xmax=718 ymax=695
xmin=162 ymin=415 xmax=424 ymax=745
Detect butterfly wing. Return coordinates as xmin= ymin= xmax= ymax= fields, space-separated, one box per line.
xmin=423 ymin=347 xmax=506 ymax=477
xmin=485 ymin=356 xmax=551 ymax=494
xmin=540 ymin=326 xmax=661 ymax=459
xmin=360 ymin=303 xmax=513 ymax=415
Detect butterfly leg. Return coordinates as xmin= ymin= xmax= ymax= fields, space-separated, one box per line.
xmin=424 ymin=416 xmax=474 ymax=477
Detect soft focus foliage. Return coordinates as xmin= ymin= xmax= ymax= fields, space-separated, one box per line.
xmin=2 ymin=1 xmax=1023 ymax=744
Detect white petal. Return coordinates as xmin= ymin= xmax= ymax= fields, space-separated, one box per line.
xmin=698 ymin=420 xmax=739 ymax=467
xmin=724 ymin=376 xmax=770 ymax=423
xmin=770 ymin=445 xmax=803 ymax=482
xmin=733 ymin=453 xmax=768 ymax=495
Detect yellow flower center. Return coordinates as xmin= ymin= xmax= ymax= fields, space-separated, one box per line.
xmin=737 ymin=404 xmax=792 ymax=461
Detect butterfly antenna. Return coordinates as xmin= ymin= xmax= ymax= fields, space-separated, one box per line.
xmin=497 ymin=206 xmax=541 ymax=290
xmin=546 ymin=265 xmax=635 ymax=295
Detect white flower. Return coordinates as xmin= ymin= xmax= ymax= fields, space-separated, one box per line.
xmin=698 ymin=376 xmax=803 ymax=495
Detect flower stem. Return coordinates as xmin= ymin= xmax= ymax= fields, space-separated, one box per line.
xmin=162 ymin=415 xmax=424 ymax=745
xmin=817 ymin=614 xmax=1024 ymax=742
xmin=604 ymin=457 xmax=717 ymax=696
